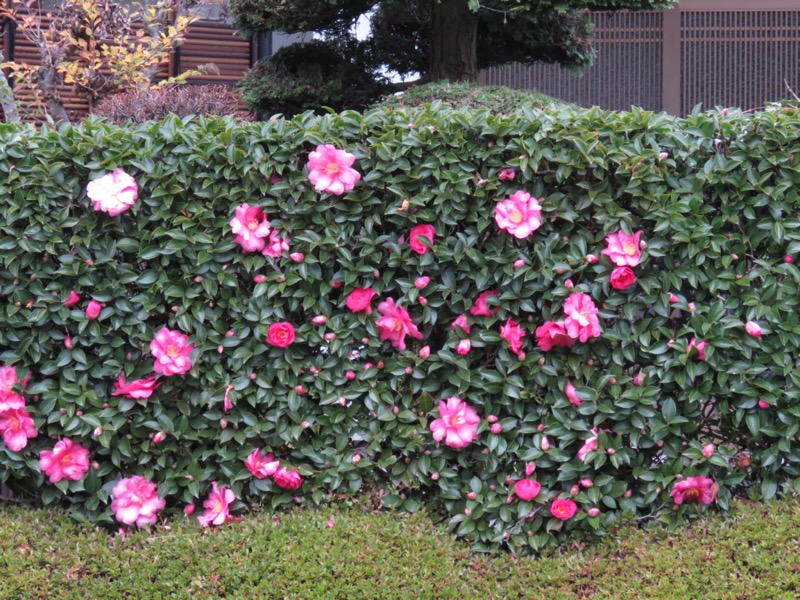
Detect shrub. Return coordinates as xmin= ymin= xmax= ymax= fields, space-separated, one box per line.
xmin=375 ymin=80 xmax=558 ymax=113
xmin=1 ymin=105 xmax=800 ymax=553
xmin=92 ymin=85 xmax=251 ymax=124
xmin=238 ymin=41 xmax=391 ymax=117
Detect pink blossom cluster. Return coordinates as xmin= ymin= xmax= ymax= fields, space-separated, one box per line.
xmin=535 ymin=292 xmax=602 ymax=351
xmin=244 ymin=449 xmax=303 ymax=490
xmin=0 ymin=365 xmax=36 ymax=452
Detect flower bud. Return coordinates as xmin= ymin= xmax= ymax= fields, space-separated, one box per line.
xmin=702 ymin=443 xmax=715 ymax=458
xmin=64 ymin=336 xmax=73 ymax=349
xmin=194 ymin=276 xmax=203 ymax=283
xmin=276 ymin=275 xmax=286 ymax=283
xmin=289 ymin=252 xmax=304 ymax=262
xmin=364 ymin=362 xmax=373 ymax=371
xmin=344 ymin=370 xmax=356 ymax=381
xmin=414 ymin=276 xmax=430 ymax=289
xmin=565 ymin=279 xmax=574 ymax=289
xmin=541 ymin=435 xmax=550 ymax=451
xmin=225 ymin=329 xmax=235 ymax=337
xmin=486 ymin=415 xmax=498 ymax=423
xmin=658 ymin=152 xmax=669 ymax=160
xmin=570 ymin=485 xmax=579 ymax=497
xmin=312 ymin=315 xmax=328 ymax=325
xmin=217 ymin=345 xmax=224 ymax=354
xmin=352 ymin=454 xmax=361 ymax=464
xmin=490 ymin=423 xmax=503 ymax=434
xmin=785 ymin=255 xmax=796 ymax=264
xmin=184 ymin=503 xmax=196 ymax=516
xmin=377 ymin=361 xmax=384 ymax=369
xmin=327 ymin=517 xmax=335 ymax=529
xmin=295 ymin=386 xmax=308 ymax=395
xmin=254 ymin=274 xmax=267 ymax=283
xmin=588 ymin=507 xmax=601 ymax=517
xmin=250 ymin=373 xmax=257 ymax=380
xmin=85 ymin=300 xmax=102 ymax=320
xmin=607 ymin=448 xmax=616 ymax=455
xmin=586 ymin=254 xmax=599 ymax=264
xmin=624 ymin=489 xmax=632 ymax=498
xmin=220 ymin=418 xmax=228 ymax=430
xmin=525 ymin=462 xmax=536 ymax=476
xmin=431 ymin=472 xmax=440 ymax=481
xmin=331 ymin=281 xmax=343 ymax=289
xmin=513 ymin=259 xmax=525 ymax=269
xmin=456 ymin=339 xmax=471 ymax=355
xmin=722 ymin=108 xmax=729 ymax=116
xmin=467 ymin=491 xmax=477 ymax=500
xmin=324 ymin=333 xmax=336 ymax=342
xmin=418 ymin=296 xmax=428 ymax=306
xmin=93 ymin=426 xmax=103 ymax=437
xmin=688 ymin=302 xmax=696 ymax=312
xmin=759 ymin=399 xmax=769 ymax=409
xmin=419 ymin=346 xmax=431 ymax=359
xmin=537 ymin=424 xmax=545 ymax=432
xmin=301 ymin=421 xmax=311 ymax=428
xmin=152 ymin=431 xmax=166 ymax=444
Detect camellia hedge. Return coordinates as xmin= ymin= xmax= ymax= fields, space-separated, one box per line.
xmin=1 ymin=103 xmax=800 ymax=551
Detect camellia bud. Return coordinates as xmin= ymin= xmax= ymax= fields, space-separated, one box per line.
xmin=785 ymin=255 xmax=795 ymax=264
xmin=639 ymin=240 xmax=647 ymax=249
xmin=194 ymin=276 xmax=203 ymax=283
xmin=220 ymin=418 xmax=228 ymax=430
xmin=702 ymin=443 xmax=715 ymax=458
xmin=405 ymin=367 xmax=412 ymax=375
xmin=688 ymin=302 xmax=696 ymax=312
xmin=658 ymin=152 xmax=669 ymax=160
xmin=758 ymin=399 xmax=769 ymax=409
xmin=364 ymin=362 xmax=373 ymax=371
xmin=91 ymin=461 xmax=100 ymax=470
xmin=254 ymin=274 xmax=267 ymax=283
xmin=64 ymin=336 xmax=73 ymax=349
xmin=184 ymin=503 xmax=196 ymax=516
xmin=301 ymin=421 xmax=311 ymax=428
xmin=537 ymin=424 xmax=545 ymax=432
xmin=624 ymin=490 xmax=632 ymax=498
xmin=295 ymin=385 xmax=308 ymax=395
xmin=467 ymin=491 xmax=477 ymax=500
xmin=513 ymin=259 xmax=525 ymax=269
xmin=541 ymin=435 xmax=550 ymax=451
xmin=607 ymin=448 xmax=616 ymax=455
xmin=486 ymin=415 xmax=498 ymax=423
xmin=152 ymin=431 xmax=166 ymax=444
xmin=414 ymin=276 xmax=430 ymax=289
xmin=352 ymin=454 xmax=361 ymax=464
xmin=93 ymin=426 xmax=103 ymax=438
xmin=338 ymin=396 xmax=346 ymax=406
xmin=377 ymin=361 xmax=384 ymax=369
xmin=431 ymin=472 xmax=440 ymax=481
xmin=250 ymin=373 xmax=257 ymax=380
xmin=570 ymin=485 xmax=579 ymax=497
xmin=331 ymin=281 xmax=343 ymax=289
xmin=225 ymin=329 xmax=235 ymax=337
xmin=420 ymin=346 xmax=431 ymax=359
xmin=324 ymin=333 xmax=336 ymax=342
xmin=276 ymin=275 xmax=286 ymax=283
xmin=418 ymin=296 xmax=428 ymax=306
xmin=580 ymin=479 xmax=593 ymax=488
xmin=538 ymin=356 xmax=545 ymax=366
xmin=217 ymin=345 xmax=224 ymax=354
xmin=588 ymin=507 xmax=601 ymax=517
xmin=345 ymin=371 xmax=356 ymax=381
xmin=312 ymin=315 xmax=328 ymax=325
xmin=586 ymin=254 xmax=599 ymax=264
xmin=565 ymin=279 xmax=574 ymax=289
xmin=456 ymin=339 xmax=471 ymax=355
xmin=490 ymin=423 xmax=503 ymax=434
xmin=289 ymin=252 xmax=304 ymax=262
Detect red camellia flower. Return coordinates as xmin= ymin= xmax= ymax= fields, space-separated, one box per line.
xmin=550 ymin=498 xmax=578 ymax=520
xmin=273 ymin=466 xmax=303 ymax=490
xmin=609 ymin=266 xmax=637 ymax=290
xmin=409 ymin=224 xmax=436 ymax=254
xmin=670 ymin=476 xmax=717 ymax=505
xmin=687 ymin=337 xmax=707 ymax=361
xmin=112 ymin=374 xmax=161 ymax=399
xmin=85 ymin=300 xmax=102 ymax=320
xmin=267 ymin=322 xmax=295 ymax=347
xmin=64 ymin=290 xmax=81 ymax=307
xmin=514 ymin=479 xmax=541 ymax=501
xmin=470 ymin=290 xmax=500 ymax=317
xmin=346 ymin=287 xmax=377 ymax=315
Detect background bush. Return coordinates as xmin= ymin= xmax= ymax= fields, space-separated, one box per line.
xmin=375 ymin=81 xmax=557 ymax=113
xmin=2 ymin=104 xmax=800 ymax=552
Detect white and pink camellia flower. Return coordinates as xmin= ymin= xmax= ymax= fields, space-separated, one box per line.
xmin=262 ymin=229 xmax=290 ymax=258
xmin=563 ymin=292 xmax=602 ymax=342
xmin=111 ymin=476 xmax=166 ymax=528
xmin=0 ymin=407 xmax=37 ymax=451
xmin=494 ymin=191 xmax=542 ymax=239
xmin=244 ymin=449 xmax=280 ymax=479
xmin=307 ymin=144 xmax=361 ymax=195
xmin=198 ymin=481 xmax=236 ymax=527
xmin=112 ymin=374 xmax=161 ymax=399
xmin=429 ymin=396 xmax=480 ymax=449
xmin=601 ymin=230 xmax=644 ymax=267
xmin=229 ymin=203 xmax=271 ymax=253
xmin=670 ymin=476 xmax=717 ymax=505
xmin=38 ymin=438 xmax=91 ymax=483
xmin=86 ymin=168 xmax=138 ymax=216
xmin=535 ymin=321 xmax=574 ymax=352
xmin=578 ymin=428 xmax=599 ymax=463
xmin=150 ymin=327 xmax=194 ymax=376
xmin=499 ymin=318 xmax=526 ymax=358
xmin=376 ymin=298 xmax=423 ymax=351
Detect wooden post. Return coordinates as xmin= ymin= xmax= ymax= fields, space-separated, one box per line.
xmin=662 ymin=5 xmax=682 ymax=114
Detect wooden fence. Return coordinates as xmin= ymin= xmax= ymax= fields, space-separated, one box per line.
xmin=482 ymin=0 xmax=800 ymax=115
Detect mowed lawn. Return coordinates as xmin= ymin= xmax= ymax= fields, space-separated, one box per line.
xmin=1 ymin=498 xmax=799 ymax=599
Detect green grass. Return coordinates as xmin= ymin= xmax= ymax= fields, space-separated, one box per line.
xmin=376 ymin=80 xmax=558 ymax=113
xmin=2 ymin=499 xmax=799 ymax=598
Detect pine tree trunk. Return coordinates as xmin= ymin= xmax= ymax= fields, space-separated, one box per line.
xmin=0 ymin=51 xmax=20 ymax=122
xmin=37 ymin=65 xmax=70 ymax=125
xmin=428 ymin=0 xmax=479 ymax=82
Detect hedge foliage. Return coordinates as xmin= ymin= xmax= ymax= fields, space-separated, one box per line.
xmin=2 ymin=104 xmax=800 ymax=552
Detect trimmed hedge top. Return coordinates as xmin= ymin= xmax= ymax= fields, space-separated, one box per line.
xmin=1 ymin=103 xmax=800 ymax=552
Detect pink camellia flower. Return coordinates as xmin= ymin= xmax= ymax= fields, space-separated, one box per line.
xmin=702 ymin=443 xmax=715 ymax=458
xmin=0 ymin=392 xmax=25 ymax=412
xmin=500 ymin=318 xmax=526 ymax=358
xmin=759 ymin=399 xmax=770 ymax=409
xmin=376 ymin=298 xmax=422 ymax=351
xmin=602 ymin=230 xmax=643 ymax=267
xmin=687 ymin=337 xmax=707 ymax=361
xmin=745 ymin=321 xmax=763 ymax=337
xmin=39 ymin=438 xmax=91 ymax=483
xmin=470 ymin=290 xmax=500 ymax=317
xmin=670 ymin=476 xmax=717 ymax=505
xmin=244 ymin=449 xmax=280 ymax=479
xmin=514 ymin=479 xmax=541 ymax=501
xmin=565 ymin=381 xmax=581 ymax=406
xmin=587 ymin=507 xmax=601 ymax=517
xmin=85 ymin=300 xmax=102 ymax=320
xmin=451 ymin=314 xmax=472 ymax=335
xmin=346 ymin=287 xmax=377 ymax=315
xmin=273 ymin=466 xmax=303 ymax=490
xmin=111 ymin=476 xmax=166 ymax=528
xmin=550 ymin=498 xmax=578 ymax=520
xmin=86 ymin=168 xmax=138 ymax=216
xmin=262 ymin=229 xmax=290 ymax=258
xmin=578 ymin=428 xmax=599 ymax=463
xmin=563 ymin=293 xmax=602 ymax=342
xmin=610 ymin=266 xmax=637 ymax=290
xmin=112 ymin=374 xmax=161 ymax=399
xmin=307 ymin=144 xmax=361 ymax=195
xmin=229 ymin=203 xmax=271 ymax=253
xmin=586 ymin=254 xmax=599 ymax=264
xmin=409 ymin=224 xmax=436 ymax=254
xmin=498 ymin=168 xmax=515 ymax=181
xmin=0 ymin=407 xmax=37 ymax=451
xmin=419 ymin=346 xmax=431 ymax=359
xmin=456 ymin=339 xmax=472 ymax=355
xmin=414 ymin=276 xmax=431 ymax=290
xmin=64 ymin=290 xmax=81 ymax=307
xmin=150 ymin=328 xmax=194 ymax=376
xmin=198 ymin=482 xmax=236 ymax=527
xmin=535 ymin=321 xmax=574 ymax=351
xmin=0 ymin=366 xmax=30 ymax=399
xmin=223 ymin=385 xmax=234 ymax=412
xmin=430 ymin=396 xmax=480 ymax=449
xmin=267 ymin=322 xmax=295 ymax=347
xmin=494 ymin=191 xmax=542 ymax=239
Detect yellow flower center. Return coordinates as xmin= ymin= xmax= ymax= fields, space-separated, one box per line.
xmin=393 ymin=320 xmax=403 ymax=332
xmin=166 ymin=344 xmax=180 ymax=358
xmin=451 ymin=413 xmax=465 ymax=426
xmin=325 ymin=163 xmax=340 ymax=175
xmin=685 ymin=488 xmax=701 ymax=501
xmin=622 ymin=241 xmax=637 ymax=255
xmin=508 ymin=209 xmax=523 ymax=224
xmin=247 ymin=219 xmax=260 ymax=231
